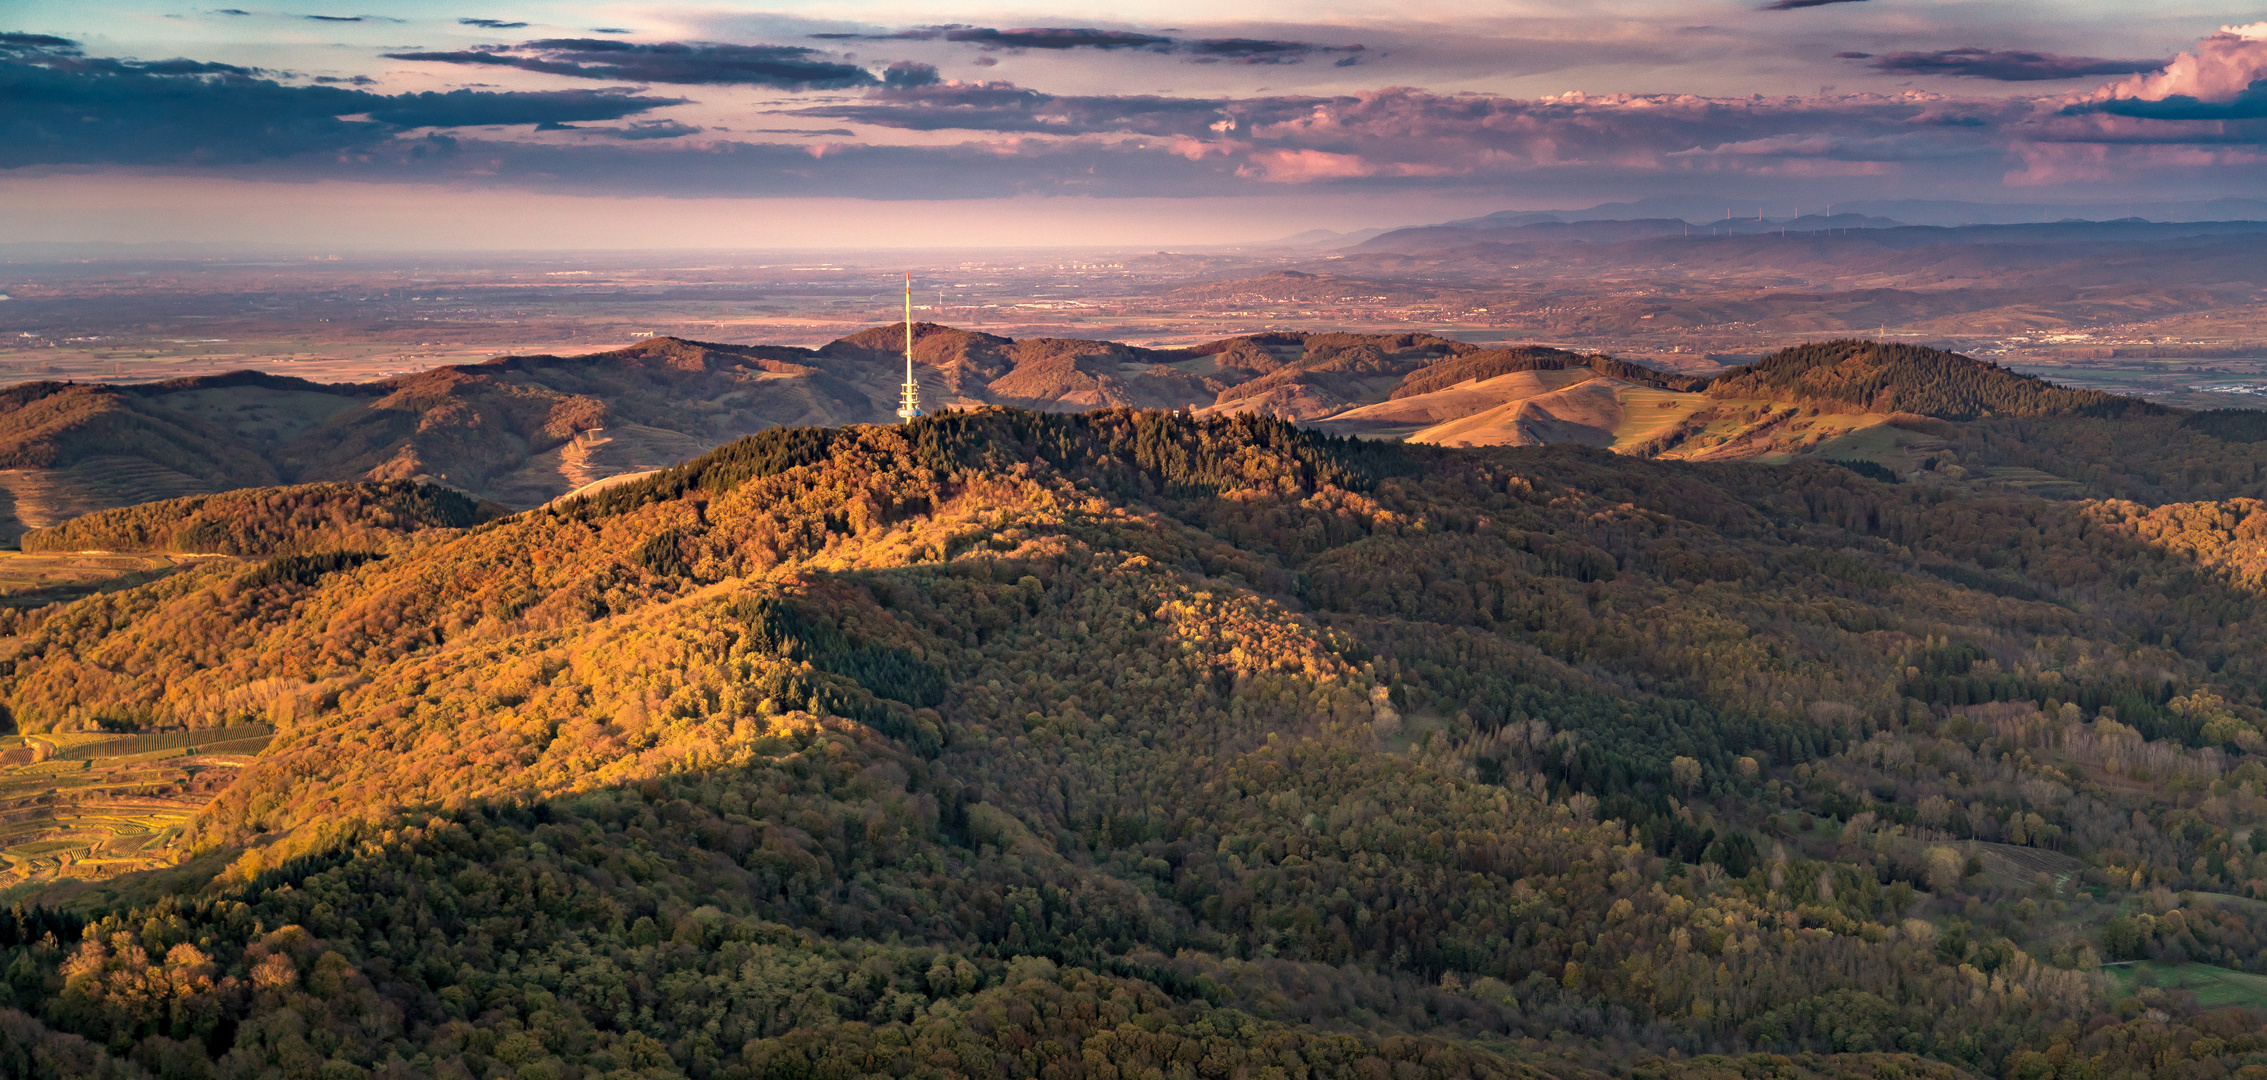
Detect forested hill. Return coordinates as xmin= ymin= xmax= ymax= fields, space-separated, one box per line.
xmin=13 ymin=408 xmax=2267 ymax=1077
xmin=17 ymin=480 xmax=495 ymax=556
xmin=1706 ymin=341 xmax=2156 ymax=420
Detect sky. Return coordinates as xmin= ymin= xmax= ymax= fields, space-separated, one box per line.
xmin=3 ymin=1 xmax=2265 ymax=248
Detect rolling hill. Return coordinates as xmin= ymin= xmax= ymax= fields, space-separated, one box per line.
xmin=0 ymin=330 xmax=1484 ymax=545
xmin=1309 ymin=347 xmax=1713 ymax=443
xmin=1304 ymin=339 xmax=2161 ymax=481
xmin=0 ymin=334 xmax=2223 ymax=552
xmin=1312 ymin=367 xmax=1604 ymax=439
xmin=1402 ymin=376 xmax=1703 ymax=450
xmin=7 ymin=409 xmax=2267 ymax=1077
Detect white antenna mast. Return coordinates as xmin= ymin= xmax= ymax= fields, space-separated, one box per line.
xmin=897 ymin=272 xmax=923 ymax=421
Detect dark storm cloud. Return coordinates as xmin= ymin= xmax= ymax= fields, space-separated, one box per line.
xmin=385 ymin=39 xmax=879 ymax=89
xmin=2071 ymin=82 xmax=2267 ymax=120
xmin=460 ymin=18 xmax=529 ymax=30
xmin=0 ymin=33 xmax=80 ymax=54
xmin=948 ymin=26 xmax=1173 ymax=50
xmin=305 ymin=15 xmax=363 ymax=22
xmin=365 ymin=88 xmax=684 ymax=128
xmin=793 ymin=80 xmax=1221 ymax=136
xmin=214 ymin=8 xmax=252 ymax=14
xmin=1860 ymin=47 xmax=2168 ymax=81
xmin=1186 ymin=39 xmax=1364 ymax=65
xmin=1761 ymin=0 xmax=1867 ymax=9
xmin=813 ymin=24 xmax=1360 ymax=64
xmin=0 ymin=45 xmax=682 ymax=167
xmin=882 ymin=61 xmax=939 ymax=88
xmin=820 ymin=25 xmax=1171 ymax=50
xmin=1 ymin=35 xmax=270 ymax=77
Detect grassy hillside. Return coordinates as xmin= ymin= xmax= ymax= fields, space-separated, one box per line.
xmin=7 ymin=410 xmax=2267 ymax=1076
xmin=1199 ymin=332 xmax=1469 ymax=420
xmin=1312 ymin=369 xmax=1604 ymax=439
xmin=1391 ymin=346 xmax=1708 ymax=400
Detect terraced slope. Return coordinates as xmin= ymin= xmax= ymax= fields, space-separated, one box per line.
xmin=0 ymin=725 xmax=274 ymax=887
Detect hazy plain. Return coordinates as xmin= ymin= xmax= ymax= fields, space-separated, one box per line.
xmin=5 ymin=221 xmax=2263 ymax=408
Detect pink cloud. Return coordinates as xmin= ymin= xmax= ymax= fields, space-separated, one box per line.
xmin=1237 ymin=148 xmax=1376 ymax=182
xmin=2081 ymin=23 xmax=2267 ymax=103
xmin=1163 ymin=134 xmax=1243 ymax=160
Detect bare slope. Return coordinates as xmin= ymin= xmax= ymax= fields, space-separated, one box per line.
xmin=1311 ymin=369 xmax=1600 ymax=438
xmin=1407 ymin=376 xmax=1655 ymax=448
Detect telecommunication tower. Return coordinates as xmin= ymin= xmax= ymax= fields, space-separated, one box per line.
xmin=896 ymin=273 xmax=923 ymax=421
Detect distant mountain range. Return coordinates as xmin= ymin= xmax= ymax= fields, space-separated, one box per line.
xmin=0 ymin=326 xmax=2170 ymax=545
xmin=1273 ymin=196 xmax=2267 ymax=249
xmin=1351 ymin=214 xmax=2267 ymax=255
xmin=1283 ymin=217 xmax=2267 ymax=345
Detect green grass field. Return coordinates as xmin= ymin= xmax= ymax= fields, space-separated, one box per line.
xmin=2107 ymin=962 xmax=2267 ymax=1010
xmin=1605 ymin=386 xmax=1713 ymax=450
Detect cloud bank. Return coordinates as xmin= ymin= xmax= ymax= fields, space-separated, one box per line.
xmin=1 ymin=21 xmax=2262 ymax=207
xmin=811 ymin=24 xmax=1362 ymax=64
xmin=0 ymin=35 xmax=683 ymax=167
xmin=1855 ymin=48 xmax=2167 ymax=82
xmin=385 ymin=38 xmax=879 ymax=89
